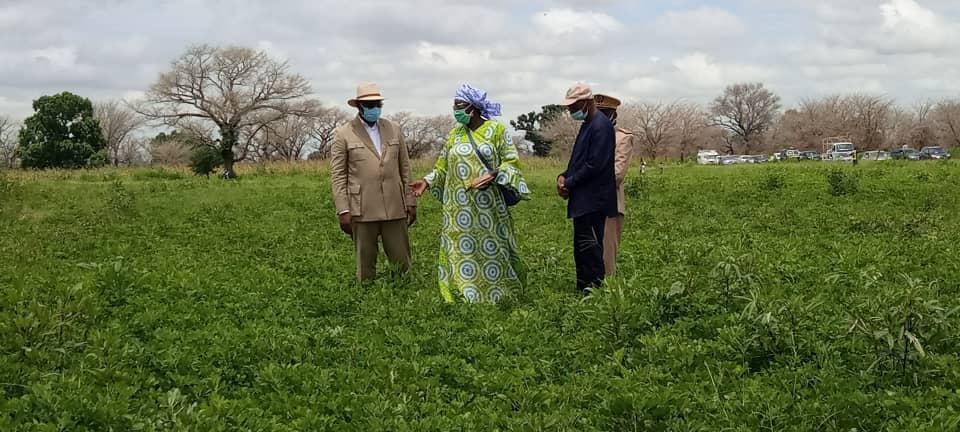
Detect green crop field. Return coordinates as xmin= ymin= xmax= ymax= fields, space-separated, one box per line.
xmin=1 ymin=160 xmax=959 ymax=431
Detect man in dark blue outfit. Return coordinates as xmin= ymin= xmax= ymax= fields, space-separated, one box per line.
xmin=557 ymin=82 xmax=618 ymax=293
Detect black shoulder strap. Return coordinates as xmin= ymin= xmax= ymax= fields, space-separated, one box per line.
xmin=464 ymin=127 xmax=494 ymax=171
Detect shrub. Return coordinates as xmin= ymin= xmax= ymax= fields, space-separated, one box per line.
xmin=759 ymin=169 xmax=786 ymax=191
xmin=624 ymin=174 xmax=649 ymax=199
xmin=190 ymin=146 xmax=223 ymax=177
xmin=827 ymin=168 xmax=858 ymax=196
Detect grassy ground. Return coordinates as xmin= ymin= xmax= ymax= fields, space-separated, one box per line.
xmin=1 ymin=160 xmax=959 ymax=431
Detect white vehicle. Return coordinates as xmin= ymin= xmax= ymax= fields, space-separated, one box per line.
xmin=777 ymin=148 xmax=801 ymax=160
xmin=861 ymin=150 xmax=890 ymax=161
xmin=697 ymin=150 xmax=720 ymax=165
xmin=822 ymin=137 xmax=857 ymax=161
xmin=738 ymin=155 xmax=755 ymax=164
xmin=718 ymin=155 xmax=740 ymax=165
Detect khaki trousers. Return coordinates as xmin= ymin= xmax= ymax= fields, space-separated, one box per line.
xmin=352 ymin=218 xmax=411 ymax=281
xmin=603 ymin=215 xmax=624 ymax=276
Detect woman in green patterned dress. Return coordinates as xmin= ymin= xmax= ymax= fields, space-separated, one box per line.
xmin=410 ymin=84 xmax=531 ymax=303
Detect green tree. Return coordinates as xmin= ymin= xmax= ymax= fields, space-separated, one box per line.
xmin=511 ymin=104 xmax=565 ymax=156
xmin=17 ymin=92 xmax=106 ymax=169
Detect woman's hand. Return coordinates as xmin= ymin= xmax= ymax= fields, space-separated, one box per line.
xmin=410 ymin=180 xmax=429 ymax=197
xmin=470 ymin=170 xmax=497 ymax=189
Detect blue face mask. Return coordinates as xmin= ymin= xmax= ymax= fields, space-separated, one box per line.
xmin=571 ymin=109 xmax=588 ymax=121
xmin=361 ymin=106 xmax=382 ymax=123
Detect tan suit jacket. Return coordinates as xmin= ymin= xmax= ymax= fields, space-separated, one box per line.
xmin=331 ymin=117 xmax=415 ymax=223
xmin=614 ymin=127 xmax=634 ymax=215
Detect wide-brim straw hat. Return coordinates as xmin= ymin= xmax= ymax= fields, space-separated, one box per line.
xmin=348 ymin=82 xmax=386 ymax=107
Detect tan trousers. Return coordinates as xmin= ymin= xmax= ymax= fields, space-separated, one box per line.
xmin=352 ymin=219 xmax=411 ymax=281
xmin=603 ymin=215 xmax=624 ymax=276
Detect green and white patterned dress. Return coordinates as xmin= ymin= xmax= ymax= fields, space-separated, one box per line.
xmin=423 ymin=120 xmax=531 ymax=303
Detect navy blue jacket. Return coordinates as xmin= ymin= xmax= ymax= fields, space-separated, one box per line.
xmin=561 ymin=111 xmax=618 ymax=219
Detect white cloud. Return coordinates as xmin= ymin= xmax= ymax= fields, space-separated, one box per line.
xmin=0 ymin=5 xmax=26 ymax=28
xmin=672 ymin=53 xmax=772 ymax=89
xmin=414 ymin=42 xmax=492 ymax=72
xmin=1 ymin=0 xmax=960 ymax=125
xmin=101 ymin=35 xmax=148 ymax=60
xmin=626 ymin=77 xmax=665 ymax=93
xmin=877 ymin=0 xmax=958 ymax=52
xmin=655 ymin=7 xmax=745 ymax=46
xmin=531 ymin=8 xmax=622 ymax=37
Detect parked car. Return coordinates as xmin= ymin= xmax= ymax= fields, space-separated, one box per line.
xmin=801 ymin=151 xmax=821 ymax=160
xmin=777 ymin=148 xmax=801 ymax=160
xmin=738 ymin=155 xmax=755 ymax=164
xmin=752 ymin=154 xmax=770 ymax=163
xmin=891 ymin=147 xmax=920 ymax=160
xmin=860 ymin=150 xmax=890 ymax=161
xmin=697 ymin=149 xmax=720 ymax=165
xmin=919 ymin=146 xmax=952 ymax=160
xmin=719 ymin=155 xmax=740 ymax=165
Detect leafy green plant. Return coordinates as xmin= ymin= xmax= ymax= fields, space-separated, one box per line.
xmin=0 ymin=170 xmax=19 ymax=197
xmin=190 ymin=146 xmax=223 ymax=177
xmin=758 ymin=168 xmax=786 ymax=191
xmin=847 ymin=277 xmax=958 ymax=385
xmin=1 ymin=160 xmax=959 ymax=430
xmin=133 ymin=168 xmax=187 ymax=181
xmin=623 ymin=172 xmax=649 ymax=199
xmin=104 ymin=178 xmax=135 ymax=215
xmin=87 ymin=149 xmax=109 ymax=168
xmin=827 ymin=168 xmax=859 ymax=196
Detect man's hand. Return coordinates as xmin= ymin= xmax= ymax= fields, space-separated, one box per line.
xmin=338 ymin=212 xmax=353 ymax=235
xmin=557 ymin=175 xmax=570 ymax=199
xmin=406 ymin=206 xmax=417 ymax=227
xmin=410 ymin=180 xmax=428 ymax=197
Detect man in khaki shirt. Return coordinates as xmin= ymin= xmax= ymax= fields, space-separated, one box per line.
xmin=595 ymin=93 xmax=634 ymax=276
xmin=330 ymin=83 xmax=416 ymax=280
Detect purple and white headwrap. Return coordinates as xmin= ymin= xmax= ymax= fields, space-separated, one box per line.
xmin=455 ymin=84 xmax=502 ymax=118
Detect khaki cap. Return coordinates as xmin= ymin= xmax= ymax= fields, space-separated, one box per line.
xmin=560 ymin=82 xmax=593 ymax=106
xmin=594 ymin=93 xmax=622 ymax=109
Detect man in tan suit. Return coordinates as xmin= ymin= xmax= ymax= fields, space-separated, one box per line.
xmin=595 ymin=93 xmax=634 ymax=276
xmin=331 ymin=83 xmax=416 ymax=281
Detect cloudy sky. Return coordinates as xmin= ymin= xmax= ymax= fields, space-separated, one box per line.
xmin=1 ymin=0 xmax=959 ymax=122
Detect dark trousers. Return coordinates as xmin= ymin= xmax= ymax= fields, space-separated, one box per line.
xmin=573 ymin=212 xmax=606 ymax=291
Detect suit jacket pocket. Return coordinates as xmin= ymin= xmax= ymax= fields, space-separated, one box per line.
xmin=349 ymin=184 xmax=362 ymax=216
xmin=348 ymin=142 xmax=368 ymax=160
xmin=385 ymin=139 xmax=399 ymax=160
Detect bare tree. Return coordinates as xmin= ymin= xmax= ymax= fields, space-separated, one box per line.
xmin=540 ymin=115 xmax=580 ymax=156
xmin=139 ymin=44 xmax=312 ymax=178
xmin=842 ymin=94 xmax=894 ymax=150
xmin=933 ymin=99 xmax=960 ymax=148
xmin=118 ymin=136 xmax=151 ymax=166
xmin=95 ymin=100 xmax=145 ymax=166
xmin=884 ymin=105 xmax=912 ymax=149
xmin=776 ymin=94 xmax=894 ymax=151
xmin=242 ymin=99 xmax=324 ymax=161
xmin=308 ymin=107 xmax=351 ymax=159
xmin=620 ymin=101 xmax=680 ymax=160
xmin=709 ymin=82 xmax=781 ymax=154
xmin=0 ymin=115 xmax=19 ymax=168
xmin=911 ymin=100 xmax=939 ymax=147
xmin=674 ymin=103 xmax=709 ymax=161
xmin=150 ymin=139 xmax=193 ymax=166
xmin=388 ymin=112 xmax=455 ymax=158
xmin=259 ymin=113 xmax=318 ymax=161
